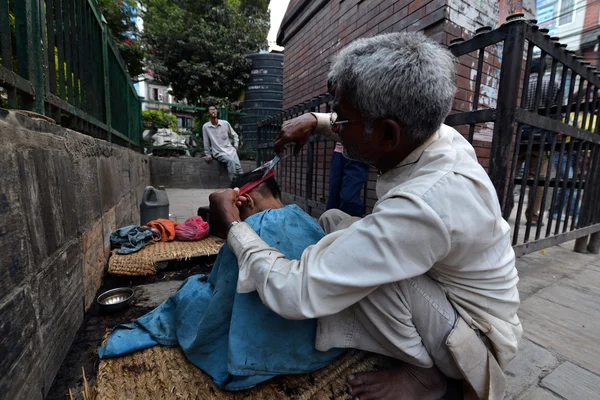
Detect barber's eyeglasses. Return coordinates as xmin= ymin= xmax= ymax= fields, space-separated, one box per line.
xmin=330 ymin=112 xmax=354 ymax=133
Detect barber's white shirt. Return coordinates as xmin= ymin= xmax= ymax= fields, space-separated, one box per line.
xmin=228 ymin=120 xmax=522 ymax=374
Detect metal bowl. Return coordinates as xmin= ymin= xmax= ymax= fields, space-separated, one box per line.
xmin=97 ymin=287 xmax=134 ymax=312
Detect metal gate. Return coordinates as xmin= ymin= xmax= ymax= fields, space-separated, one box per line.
xmin=256 ymin=18 xmax=600 ymax=256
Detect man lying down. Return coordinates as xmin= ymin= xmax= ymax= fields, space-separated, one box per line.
xmin=98 ymin=170 xmax=344 ymax=390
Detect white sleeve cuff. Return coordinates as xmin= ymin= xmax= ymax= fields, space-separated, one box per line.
xmin=227 ymin=222 xmax=260 ymax=256
xmin=310 ymin=112 xmax=341 ymax=142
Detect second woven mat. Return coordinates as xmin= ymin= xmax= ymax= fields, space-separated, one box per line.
xmin=108 ymin=237 xmax=224 ymax=276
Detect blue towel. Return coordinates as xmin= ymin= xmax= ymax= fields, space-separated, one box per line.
xmin=110 ymin=225 xmax=155 ymax=254
xmin=98 ymin=205 xmax=344 ymax=390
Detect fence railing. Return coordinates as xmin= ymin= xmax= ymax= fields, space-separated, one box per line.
xmin=0 ymin=0 xmax=141 ymax=146
xmin=256 ymin=19 xmax=600 ymax=257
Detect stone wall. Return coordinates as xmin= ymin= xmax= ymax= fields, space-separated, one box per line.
xmin=0 ymin=109 xmax=150 ymax=400
xmin=150 ymin=157 xmax=256 ymax=189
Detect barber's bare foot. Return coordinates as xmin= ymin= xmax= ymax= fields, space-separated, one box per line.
xmin=347 ymin=363 xmax=447 ymax=400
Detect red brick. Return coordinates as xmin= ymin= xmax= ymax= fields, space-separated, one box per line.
xmin=408 ymin=0 xmax=430 ymax=15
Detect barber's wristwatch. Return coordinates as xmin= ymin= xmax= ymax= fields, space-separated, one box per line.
xmin=227 ymin=220 xmax=242 ymax=234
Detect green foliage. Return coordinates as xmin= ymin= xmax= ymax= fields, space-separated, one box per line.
xmin=97 ymin=0 xmax=145 ymax=77
xmin=141 ymin=0 xmax=269 ymax=105
xmin=142 ymin=109 xmax=178 ymax=130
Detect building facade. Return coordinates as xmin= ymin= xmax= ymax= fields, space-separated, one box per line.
xmin=135 ymin=70 xmax=195 ymax=131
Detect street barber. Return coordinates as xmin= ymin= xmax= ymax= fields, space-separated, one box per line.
xmin=209 ymin=32 xmax=521 ymax=400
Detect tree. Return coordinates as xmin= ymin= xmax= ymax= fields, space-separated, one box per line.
xmin=142 ymin=109 xmax=178 ymax=130
xmin=97 ymin=0 xmax=145 ymax=77
xmin=141 ymin=0 xmax=269 ymax=105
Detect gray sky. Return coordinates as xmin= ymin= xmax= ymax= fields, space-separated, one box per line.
xmin=268 ymin=0 xmax=290 ymax=51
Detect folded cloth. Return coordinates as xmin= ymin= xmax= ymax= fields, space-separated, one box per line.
xmin=145 ymin=219 xmax=178 ymax=242
xmin=175 ymin=216 xmax=210 ymax=241
xmin=110 ymin=225 xmax=155 ymax=254
xmin=99 ymin=205 xmax=344 ymax=390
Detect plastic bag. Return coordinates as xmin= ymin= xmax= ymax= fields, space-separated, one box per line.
xmin=175 ymin=216 xmax=210 ymax=241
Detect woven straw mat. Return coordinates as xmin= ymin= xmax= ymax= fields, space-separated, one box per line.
xmin=108 ymin=237 xmax=224 ymax=276
xmin=94 ymin=344 xmax=394 ymax=400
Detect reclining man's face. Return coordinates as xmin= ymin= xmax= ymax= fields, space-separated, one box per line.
xmin=238 ymin=183 xmax=283 ymax=221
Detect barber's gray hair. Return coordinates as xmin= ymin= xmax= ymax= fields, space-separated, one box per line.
xmin=328 ymin=32 xmax=456 ymax=144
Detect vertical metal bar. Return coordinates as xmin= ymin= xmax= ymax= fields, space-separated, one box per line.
xmin=0 ymin=0 xmax=11 ymax=69
xmin=563 ymin=70 xmax=578 ymax=125
xmin=563 ymin=141 xmax=583 ymax=233
xmin=570 ymin=142 xmax=590 ymax=230
xmin=555 ymin=139 xmax=576 ymax=234
xmin=101 ymin=17 xmax=111 ymax=141
xmin=553 ymin=65 xmax=569 ymax=121
xmin=531 ymin=50 xmax=548 ymax=111
xmin=546 ymin=135 xmax=567 ymax=236
xmin=55 ymin=0 xmax=65 ymax=100
xmin=513 ymin=123 xmax=535 ymax=245
xmin=46 ymin=0 xmax=57 ymax=94
xmin=535 ymin=131 xmax=557 ymax=240
xmin=15 ymin=0 xmax=34 ymax=109
xmin=76 ymin=0 xmax=85 ymax=111
xmin=577 ymin=144 xmax=597 ymax=227
xmin=0 ymin=0 xmax=17 ymax=107
xmin=324 ymin=99 xmax=331 ymax=204
xmin=581 ymin=83 xmax=592 ymax=132
xmin=590 ymin=87 xmax=598 ymax=133
xmin=587 ymin=147 xmax=600 ymax=225
xmin=306 ymin=141 xmax=314 ymax=214
xmin=524 ymin=127 xmax=548 ymax=243
xmin=313 ymin=140 xmax=319 ymax=201
xmin=571 ymin=78 xmax=586 ymax=128
xmin=491 ymin=23 xmax=526 ymax=216
xmin=31 ymin=0 xmax=46 ymax=114
xmin=64 ymin=0 xmax=74 ymax=106
xmin=544 ymin=58 xmax=558 ymax=114
xmin=468 ymin=48 xmax=486 ymax=143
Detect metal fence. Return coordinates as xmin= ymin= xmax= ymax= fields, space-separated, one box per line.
xmin=256 ymin=18 xmax=600 ymax=257
xmin=0 ymin=0 xmax=141 ymax=146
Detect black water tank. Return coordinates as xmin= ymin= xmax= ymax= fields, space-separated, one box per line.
xmin=241 ymin=52 xmax=284 ymax=150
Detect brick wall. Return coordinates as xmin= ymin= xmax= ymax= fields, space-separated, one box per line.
xmin=275 ymin=0 xmax=504 ymax=215
xmin=280 ymin=0 xmax=449 ymax=109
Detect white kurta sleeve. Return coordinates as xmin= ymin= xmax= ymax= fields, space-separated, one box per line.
xmin=310 ymin=112 xmax=341 ymax=142
xmin=228 ymin=193 xmax=451 ymax=320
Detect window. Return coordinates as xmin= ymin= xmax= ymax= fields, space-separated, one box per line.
xmin=152 ymin=88 xmax=159 ymax=101
xmin=177 ymin=117 xmax=183 ymax=128
xmin=558 ymin=0 xmax=575 ymax=26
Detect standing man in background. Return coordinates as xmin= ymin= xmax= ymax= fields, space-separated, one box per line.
xmin=327 ymin=142 xmax=371 ymax=217
xmin=203 ymin=105 xmax=243 ymax=181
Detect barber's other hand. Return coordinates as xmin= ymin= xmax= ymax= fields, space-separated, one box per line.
xmin=209 ymin=189 xmax=242 ymax=234
xmin=274 ymin=113 xmax=317 ymax=155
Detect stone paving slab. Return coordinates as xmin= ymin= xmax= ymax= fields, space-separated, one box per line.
xmin=504 ymin=339 xmax=559 ymax=399
xmin=517 ymin=386 xmax=563 ymax=400
xmin=541 ymin=362 xmax=600 ymax=400
xmin=518 ymin=267 xmax=600 ymax=377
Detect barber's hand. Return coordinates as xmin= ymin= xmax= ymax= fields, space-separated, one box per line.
xmin=274 ymin=113 xmax=317 ymax=155
xmin=209 ymin=189 xmax=242 ymax=235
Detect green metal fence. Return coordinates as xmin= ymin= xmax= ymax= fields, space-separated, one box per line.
xmin=0 ymin=0 xmax=141 ymax=146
